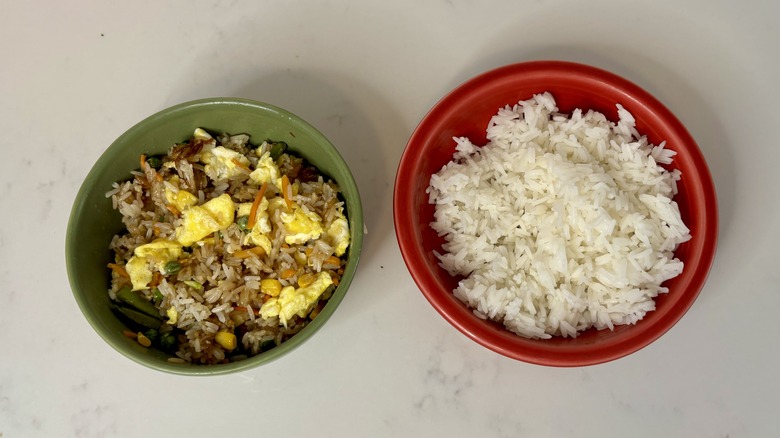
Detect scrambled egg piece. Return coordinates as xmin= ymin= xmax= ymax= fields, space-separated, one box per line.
xmin=193 ymin=128 xmax=212 ymax=140
xmin=200 ymin=194 xmax=236 ymax=229
xmin=126 ymin=256 xmax=153 ymax=291
xmin=238 ymin=200 xmax=272 ymax=254
xmin=126 ymin=239 xmax=184 ymax=290
xmin=164 ymin=188 xmax=198 ymax=213
xmin=166 ymin=307 xmax=178 ymax=325
xmin=266 ymin=196 xmax=287 ymax=214
xmin=281 ymin=205 xmax=323 ymax=245
xmin=200 ymin=146 xmax=251 ymax=182
xmin=134 ymin=238 xmax=183 ymax=264
xmin=326 ymin=211 xmax=350 ymax=256
xmin=248 ymin=152 xmax=280 ymax=186
xmin=176 ymin=207 xmax=220 ymax=246
xmin=175 ymin=194 xmax=236 ymax=246
xmin=265 ymin=195 xmax=323 ymax=245
xmin=191 ymin=128 xmax=216 ymax=160
xmin=260 ymin=272 xmax=333 ymax=327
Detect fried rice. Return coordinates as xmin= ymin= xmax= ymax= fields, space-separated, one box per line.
xmin=106 ymin=129 xmax=350 ymax=364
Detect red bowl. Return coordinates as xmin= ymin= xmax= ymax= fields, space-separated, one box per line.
xmin=394 ymin=61 xmax=718 ymax=366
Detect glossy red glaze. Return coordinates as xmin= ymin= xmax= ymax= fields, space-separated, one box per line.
xmin=394 ymin=61 xmax=718 ymax=366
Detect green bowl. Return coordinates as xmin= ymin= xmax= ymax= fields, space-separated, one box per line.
xmin=66 ymin=98 xmax=363 ymax=375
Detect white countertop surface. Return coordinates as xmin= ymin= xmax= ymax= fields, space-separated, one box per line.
xmin=2 ymin=0 xmax=779 ymax=436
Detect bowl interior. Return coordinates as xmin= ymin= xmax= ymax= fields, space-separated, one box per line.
xmin=67 ymin=98 xmax=363 ymax=375
xmin=395 ymin=61 xmax=717 ymax=366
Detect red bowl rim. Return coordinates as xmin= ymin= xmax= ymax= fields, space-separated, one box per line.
xmin=393 ymin=61 xmax=718 ymax=366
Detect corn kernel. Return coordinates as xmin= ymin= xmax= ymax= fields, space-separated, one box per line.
xmin=234 ymin=246 xmax=265 ymax=259
xmin=260 ymin=279 xmax=282 ymax=297
xmin=324 ymin=256 xmax=341 ymax=267
xmin=198 ymin=237 xmax=216 ymax=246
xmin=137 ymin=332 xmax=152 ymax=347
xmin=215 ymin=331 xmax=237 ymax=351
xmin=280 ymin=268 xmax=296 ymax=279
xmin=298 ymin=273 xmax=316 ymax=288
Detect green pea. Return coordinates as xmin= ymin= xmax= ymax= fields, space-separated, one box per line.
xmin=237 ymin=215 xmax=249 ymax=231
xmin=143 ymin=328 xmax=159 ymax=342
xmin=159 ymin=331 xmax=177 ymax=352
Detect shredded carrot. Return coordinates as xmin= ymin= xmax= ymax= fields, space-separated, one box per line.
xmin=231 ymin=158 xmax=251 ymax=172
xmin=166 ymin=204 xmax=181 ymax=216
xmin=280 ymin=268 xmax=296 ymax=279
xmin=107 ymin=263 xmax=129 ymax=278
xmin=233 ymin=306 xmax=259 ymax=316
xmin=152 ymin=224 xmax=161 ymax=237
xmin=281 ymin=175 xmax=293 ymax=210
xmin=140 ymin=154 xmax=147 ymax=170
xmin=247 ymin=182 xmax=268 ymax=229
xmin=149 ymin=271 xmax=163 ymax=288
xmin=122 ymin=330 xmax=137 ymax=339
xmin=332 ymin=276 xmax=340 ymax=286
xmin=233 ymin=247 xmax=265 ymax=259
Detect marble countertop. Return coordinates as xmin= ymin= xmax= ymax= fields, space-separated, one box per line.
xmin=2 ymin=0 xmax=779 ymax=436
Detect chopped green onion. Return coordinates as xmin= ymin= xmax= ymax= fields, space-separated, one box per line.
xmin=163 ymin=261 xmax=181 ymax=275
xmin=116 ymin=287 xmax=160 ymax=318
xmin=183 ymin=280 xmax=203 ymax=290
xmin=146 ymin=155 xmax=164 ymax=169
xmin=152 ymin=288 xmax=164 ymax=303
xmin=268 ymin=141 xmax=288 ymax=160
xmin=112 ymin=305 xmax=162 ymax=330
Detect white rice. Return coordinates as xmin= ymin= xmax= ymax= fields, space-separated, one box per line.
xmin=427 ymin=92 xmax=691 ymax=339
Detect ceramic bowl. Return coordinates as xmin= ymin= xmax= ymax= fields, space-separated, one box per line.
xmin=67 ymin=98 xmax=363 ymax=375
xmin=394 ymin=61 xmax=717 ymax=366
